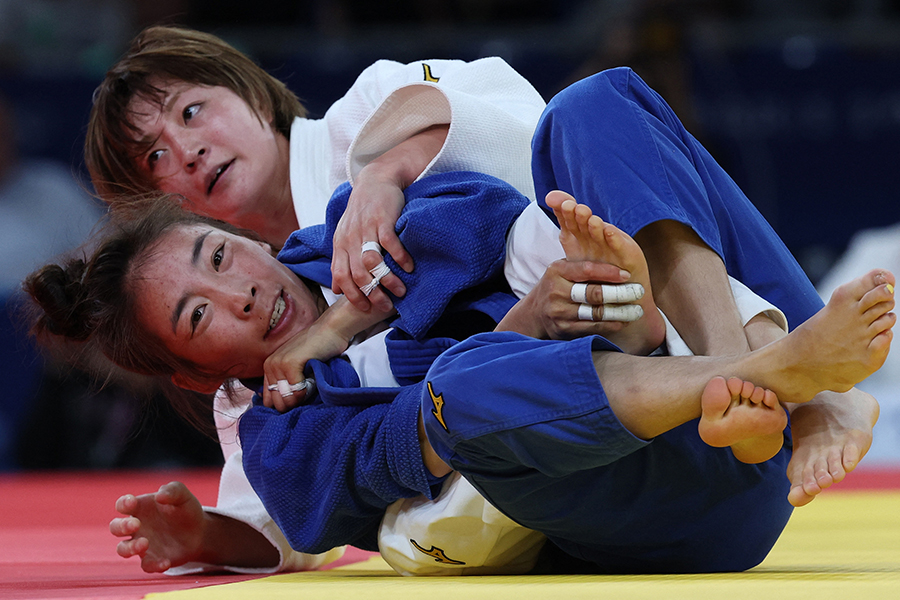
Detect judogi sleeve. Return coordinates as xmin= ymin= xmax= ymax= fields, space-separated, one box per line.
xmin=239 ymin=378 xmax=441 ymax=554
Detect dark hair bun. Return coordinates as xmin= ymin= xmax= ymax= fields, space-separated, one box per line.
xmin=25 ymin=259 xmax=93 ymax=341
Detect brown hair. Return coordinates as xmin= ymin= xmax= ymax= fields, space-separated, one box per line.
xmin=85 ymin=25 xmax=307 ymax=200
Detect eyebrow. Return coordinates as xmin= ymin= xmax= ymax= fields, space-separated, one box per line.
xmin=135 ymin=89 xmax=184 ymax=146
xmin=170 ymin=229 xmax=212 ymax=334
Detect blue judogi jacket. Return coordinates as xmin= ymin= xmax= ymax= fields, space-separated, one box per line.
xmin=240 ymin=171 xmax=528 ymax=553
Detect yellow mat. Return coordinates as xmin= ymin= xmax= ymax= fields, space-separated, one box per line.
xmin=147 ymin=491 xmax=900 ymax=600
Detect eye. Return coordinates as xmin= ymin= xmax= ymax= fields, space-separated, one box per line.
xmin=183 ymin=103 xmax=200 ymax=123
xmin=213 ymin=243 xmax=225 ymax=270
xmin=190 ymin=304 xmax=206 ymax=333
xmin=147 ymin=149 xmax=163 ymax=169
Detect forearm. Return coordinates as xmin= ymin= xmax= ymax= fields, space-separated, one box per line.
xmin=355 ymin=124 xmax=449 ymax=190
xmin=635 ymin=219 xmax=749 ymax=356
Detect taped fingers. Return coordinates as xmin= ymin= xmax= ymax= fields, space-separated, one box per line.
xmin=570 ymin=282 xmax=588 ymax=304
xmin=360 ymin=261 xmax=393 ymax=296
xmin=572 ymin=282 xmax=644 ymax=304
xmin=577 ymin=303 xmax=594 ymax=321
xmin=576 ymin=303 xmax=644 ymax=322
xmin=600 ymin=304 xmax=644 ymax=322
xmin=600 ymin=283 xmax=644 ymax=303
xmin=268 ymin=379 xmax=315 ymax=398
xmin=361 ymin=241 xmax=382 ymax=256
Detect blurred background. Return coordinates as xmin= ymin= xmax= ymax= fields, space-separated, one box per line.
xmin=1 ymin=0 xmax=899 ymax=471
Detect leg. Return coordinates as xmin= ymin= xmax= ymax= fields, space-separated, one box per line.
xmin=531 ymin=70 xmax=883 ymax=500
xmin=547 ymin=190 xmax=666 ymax=355
xmin=423 ymin=270 xmax=891 ymax=571
xmin=596 ymin=269 xmax=894 ymax=440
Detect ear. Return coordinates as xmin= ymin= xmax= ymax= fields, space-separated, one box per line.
xmin=171 ymin=372 xmax=223 ymax=394
xmin=253 ymin=238 xmax=275 ymax=255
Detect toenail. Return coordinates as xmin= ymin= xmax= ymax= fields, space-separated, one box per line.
xmin=887 ymin=283 xmax=894 ymax=295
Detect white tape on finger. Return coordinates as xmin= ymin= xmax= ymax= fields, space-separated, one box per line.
xmin=369 ymin=261 xmax=392 ymax=280
xmin=361 ymin=241 xmax=382 ymax=256
xmin=600 ymin=283 xmax=645 ymax=304
xmin=276 ymin=379 xmax=293 ymax=398
xmin=577 ymin=303 xmax=595 ymax=321
xmin=360 ymin=261 xmax=393 ymax=296
xmin=570 ymin=282 xmax=588 ymax=304
xmin=600 ymin=304 xmax=644 ymax=322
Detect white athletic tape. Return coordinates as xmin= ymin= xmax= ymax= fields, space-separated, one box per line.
xmin=360 ymin=261 xmax=393 ymax=296
xmin=601 ymin=304 xmax=644 ymax=322
xmin=570 ymin=282 xmax=588 ymax=304
xmin=600 ymin=283 xmax=645 ymax=304
xmin=577 ymin=303 xmax=594 ymax=321
xmin=276 ymin=379 xmax=293 ymax=398
xmin=361 ymin=241 xmax=382 ymax=256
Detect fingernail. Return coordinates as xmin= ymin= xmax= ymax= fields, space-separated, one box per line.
xmin=619 ymin=270 xmax=631 ymax=280
xmin=887 ymin=283 xmax=894 ymax=295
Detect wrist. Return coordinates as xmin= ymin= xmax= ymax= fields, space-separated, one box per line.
xmin=197 ymin=511 xmax=279 ymax=568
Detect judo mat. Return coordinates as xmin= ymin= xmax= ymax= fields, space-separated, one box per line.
xmin=1 ymin=468 xmax=898 ymax=600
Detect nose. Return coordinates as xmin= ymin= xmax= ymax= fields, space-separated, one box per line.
xmin=165 ymin=129 xmax=206 ymax=172
xmin=230 ymin=285 xmax=257 ymax=317
xmin=184 ymin=147 xmax=206 ymax=172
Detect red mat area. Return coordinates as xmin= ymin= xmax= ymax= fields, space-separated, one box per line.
xmin=0 ymin=466 xmax=895 ymax=599
xmin=0 ymin=469 xmax=373 ymax=600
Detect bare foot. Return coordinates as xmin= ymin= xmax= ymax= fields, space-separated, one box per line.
xmin=546 ymin=190 xmax=666 ymax=355
xmin=698 ymin=376 xmax=787 ymax=464
xmin=786 ymin=388 xmax=878 ymax=507
xmin=754 ymin=269 xmax=895 ymax=403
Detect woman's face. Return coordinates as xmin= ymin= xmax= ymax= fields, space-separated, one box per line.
xmin=134 ymin=224 xmax=322 ymax=382
xmin=127 ymin=81 xmax=297 ymax=244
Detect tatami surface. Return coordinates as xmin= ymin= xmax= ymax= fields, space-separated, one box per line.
xmin=151 ymin=472 xmax=900 ymax=600
xmin=1 ymin=469 xmax=897 ymax=600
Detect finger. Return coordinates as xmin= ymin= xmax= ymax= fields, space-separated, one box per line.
xmin=110 ymin=516 xmax=140 ymax=537
xmin=335 ymin=253 xmax=373 ymax=311
xmin=597 ymin=304 xmax=643 ymax=322
xmin=117 ymin=536 xmax=148 ymax=559
xmin=115 ymin=494 xmax=137 ymax=515
xmin=595 ymin=283 xmax=644 ymax=304
xmin=261 ymin=376 xmax=276 ymax=409
xmin=555 ymin=259 xmax=632 ymax=285
xmin=366 ymin=286 xmax=397 ymax=313
xmin=330 ymin=250 xmax=351 ymax=296
xmin=272 ymin=387 xmax=289 ymax=413
xmin=376 ymin=272 xmax=406 ymax=299
xmin=142 ymin=556 xmax=171 ymax=573
xmin=379 ymin=230 xmax=413 ymax=273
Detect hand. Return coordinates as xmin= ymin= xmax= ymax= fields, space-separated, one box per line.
xmin=109 ymin=482 xmax=205 ymax=573
xmin=262 ymin=296 xmax=396 ymax=412
xmin=497 ymin=259 xmax=635 ymax=339
xmin=331 ymin=172 xmax=412 ymax=312
xmin=331 ymin=124 xmax=448 ymax=311
xmin=262 ymin=324 xmax=345 ymax=412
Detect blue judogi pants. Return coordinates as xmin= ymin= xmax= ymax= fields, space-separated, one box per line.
xmin=425 ymin=69 xmax=807 ymax=572
xmin=531 ymin=67 xmax=823 ymax=329
xmin=423 ymin=333 xmax=793 ymax=573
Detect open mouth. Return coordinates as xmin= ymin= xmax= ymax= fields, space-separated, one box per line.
xmin=268 ymin=294 xmax=286 ymax=331
xmin=208 ymin=159 xmax=234 ymax=194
